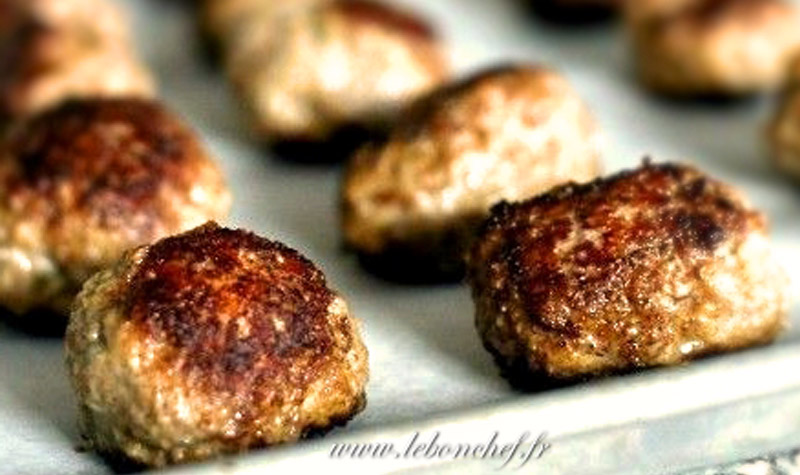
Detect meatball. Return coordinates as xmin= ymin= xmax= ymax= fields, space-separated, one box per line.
xmin=0 ymin=0 xmax=154 ymax=122
xmin=210 ymin=0 xmax=448 ymax=142
xmin=0 ymin=98 xmax=230 ymax=317
xmin=625 ymin=0 xmax=800 ymax=96
xmin=65 ymin=223 xmax=369 ymax=467
xmin=468 ymin=161 xmax=789 ymax=383
xmin=342 ymin=65 xmax=602 ymax=281
xmin=768 ymin=57 xmax=800 ymax=180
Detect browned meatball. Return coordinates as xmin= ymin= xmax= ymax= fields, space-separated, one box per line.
xmin=468 ymin=162 xmax=789 ymax=383
xmin=625 ymin=0 xmax=800 ymax=96
xmin=0 ymin=99 xmax=230 ymax=318
xmin=0 ymin=0 xmax=154 ymax=122
xmin=342 ymin=65 xmax=602 ymax=281
xmin=206 ymin=0 xmax=448 ymax=142
xmin=769 ymin=57 xmax=800 ymax=180
xmin=66 ymin=223 xmax=369 ymax=467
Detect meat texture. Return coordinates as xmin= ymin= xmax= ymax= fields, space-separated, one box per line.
xmin=0 ymin=0 xmax=153 ymax=122
xmin=468 ymin=161 xmax=789 ymax=382
xmin=625 ymin=0 xmax=800 ymax=96
xmin=66 ymin=223 xmax=369 ymax=466
xmin=203 ymin=0 xmax=448 ymax=142
xmin=0 ymin=99 xmax=230 ymax=317
xmin=342 ymin=65 xmax=602 ymax=280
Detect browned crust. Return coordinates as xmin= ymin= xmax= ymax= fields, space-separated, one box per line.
xmin=468 ymin=161 xmax=784 ymax=380
xmin=126 ymin=223 xmax=339 ymax=396
xmin=486 ymin=163 xmax=754 ymax=331
xmin=2 ymin=99 xmax=207 ymax=235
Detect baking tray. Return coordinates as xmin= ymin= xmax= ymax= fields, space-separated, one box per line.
xmin=1 ymin=0 xmax=799 ymax=473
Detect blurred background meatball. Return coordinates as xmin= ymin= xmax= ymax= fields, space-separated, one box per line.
xmin=769 ymin=57 xmax=800 ymax=181
xmin=66 ymin=223 xmax=369 ymax=467
xmin=205 ymin=0 xmax=448 ymax=144
xmin=342 ymin=65 xmax=602 ymax=281
xmin=468 ymin=162 xmax=789 ymax=384
xmin=625 ymin=0 xmax=800 ymax=97
xmin=0 ymin=0 xmax=154 ymax=122
xmin=0 ymin=99 xmax=230 ymax=318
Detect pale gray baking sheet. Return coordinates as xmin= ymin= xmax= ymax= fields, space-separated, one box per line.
xmin=1 ymin=0 xmax=799 ymax=473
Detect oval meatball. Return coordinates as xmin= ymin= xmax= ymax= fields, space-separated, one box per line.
xmin=0 ymin=0 xmax=154 ymax=121
xmin=66 ymin=223 xmax=369 ymax=467
xmin=342 ymin=65 xmax=602 ymax=281
xmin=215 ymin=0 xmax=448 ymax=142
xmin=0 ymin=98 xmax=230 ymax=317
xmin=768 ymin=57 xmax=800 ymax=180
xmin=468 ymin=161 xmax=789 ymax=383
xmin=625 ymin=0 xmax=800 ymax=96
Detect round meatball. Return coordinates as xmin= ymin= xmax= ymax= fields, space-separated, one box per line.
xmin=625 ymin=0 xmax=800 ymax=96
xmin=768 ymin=57 xmax=800 ymax=180
xmin=342 ymin=65 xmax=602 ymax=281
xmin=66 ymin=223 xmax=369 ymax=467
xmin=0 ymin=99 xmax=230 ymax=317
xmin=0 ymin=0 xmax=154 ymax=121
xmin=468 ymin=162 xmax=789 ymax=383
xmin=218 ymin=0 xmax=448 ymax=142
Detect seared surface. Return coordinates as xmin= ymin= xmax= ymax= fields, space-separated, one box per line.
xmin=203 ymin=0 xmax=448 ymax=141
xmin=342 ymin=65 xmax=602 ymax=280
xmin=0 ymin=0 xmax=153 ymax=121
xmin=468 ymin=162 xmax=789 ymax=381
xmin=625 ymin=0 xmax=800 ymax=96
xmin=66 ymin=223 xmax=369 ymax=466
xmin=0 ymin=99 xmax=230 ymax=317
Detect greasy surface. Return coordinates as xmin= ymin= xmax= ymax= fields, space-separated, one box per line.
xmin=468 ymin=162 xmax=790 ymax=380
xmin=0 ymin=99 xmax=230 ymax=317
xmin=205 ymin=0 xmax=448 ymax=141
xmin=769 ymin=58 xmax=800 ymax=181
xmin=0 ymin=0 xmax=153 ymax=122
xmin=625 ymin=0 xmax=800 ymax=96
xmin=65 ymin=223 xmax=369 ymax=466
xmin=342 ymin=65 xmax=602 ymax=279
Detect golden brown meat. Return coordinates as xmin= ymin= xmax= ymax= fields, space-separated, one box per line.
xmin=342 ymin=65 xmax=602 ymax=280
xmin=0 ymin=99 xmax=230 ymax=318
xmin=625 ymin=0 xmax=800 ymax=96
xmin=206 ymin=0 xmax=448 ymax=142
xmin=66 ymin=223 xmax=369 ymax=467
xmin=0 ymin=0 xmax=154 ymax=122
xmin=468 ymin=161 xmax=789 ymax=383
xmin=768 ymin=57 xmax=800 ymax=180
